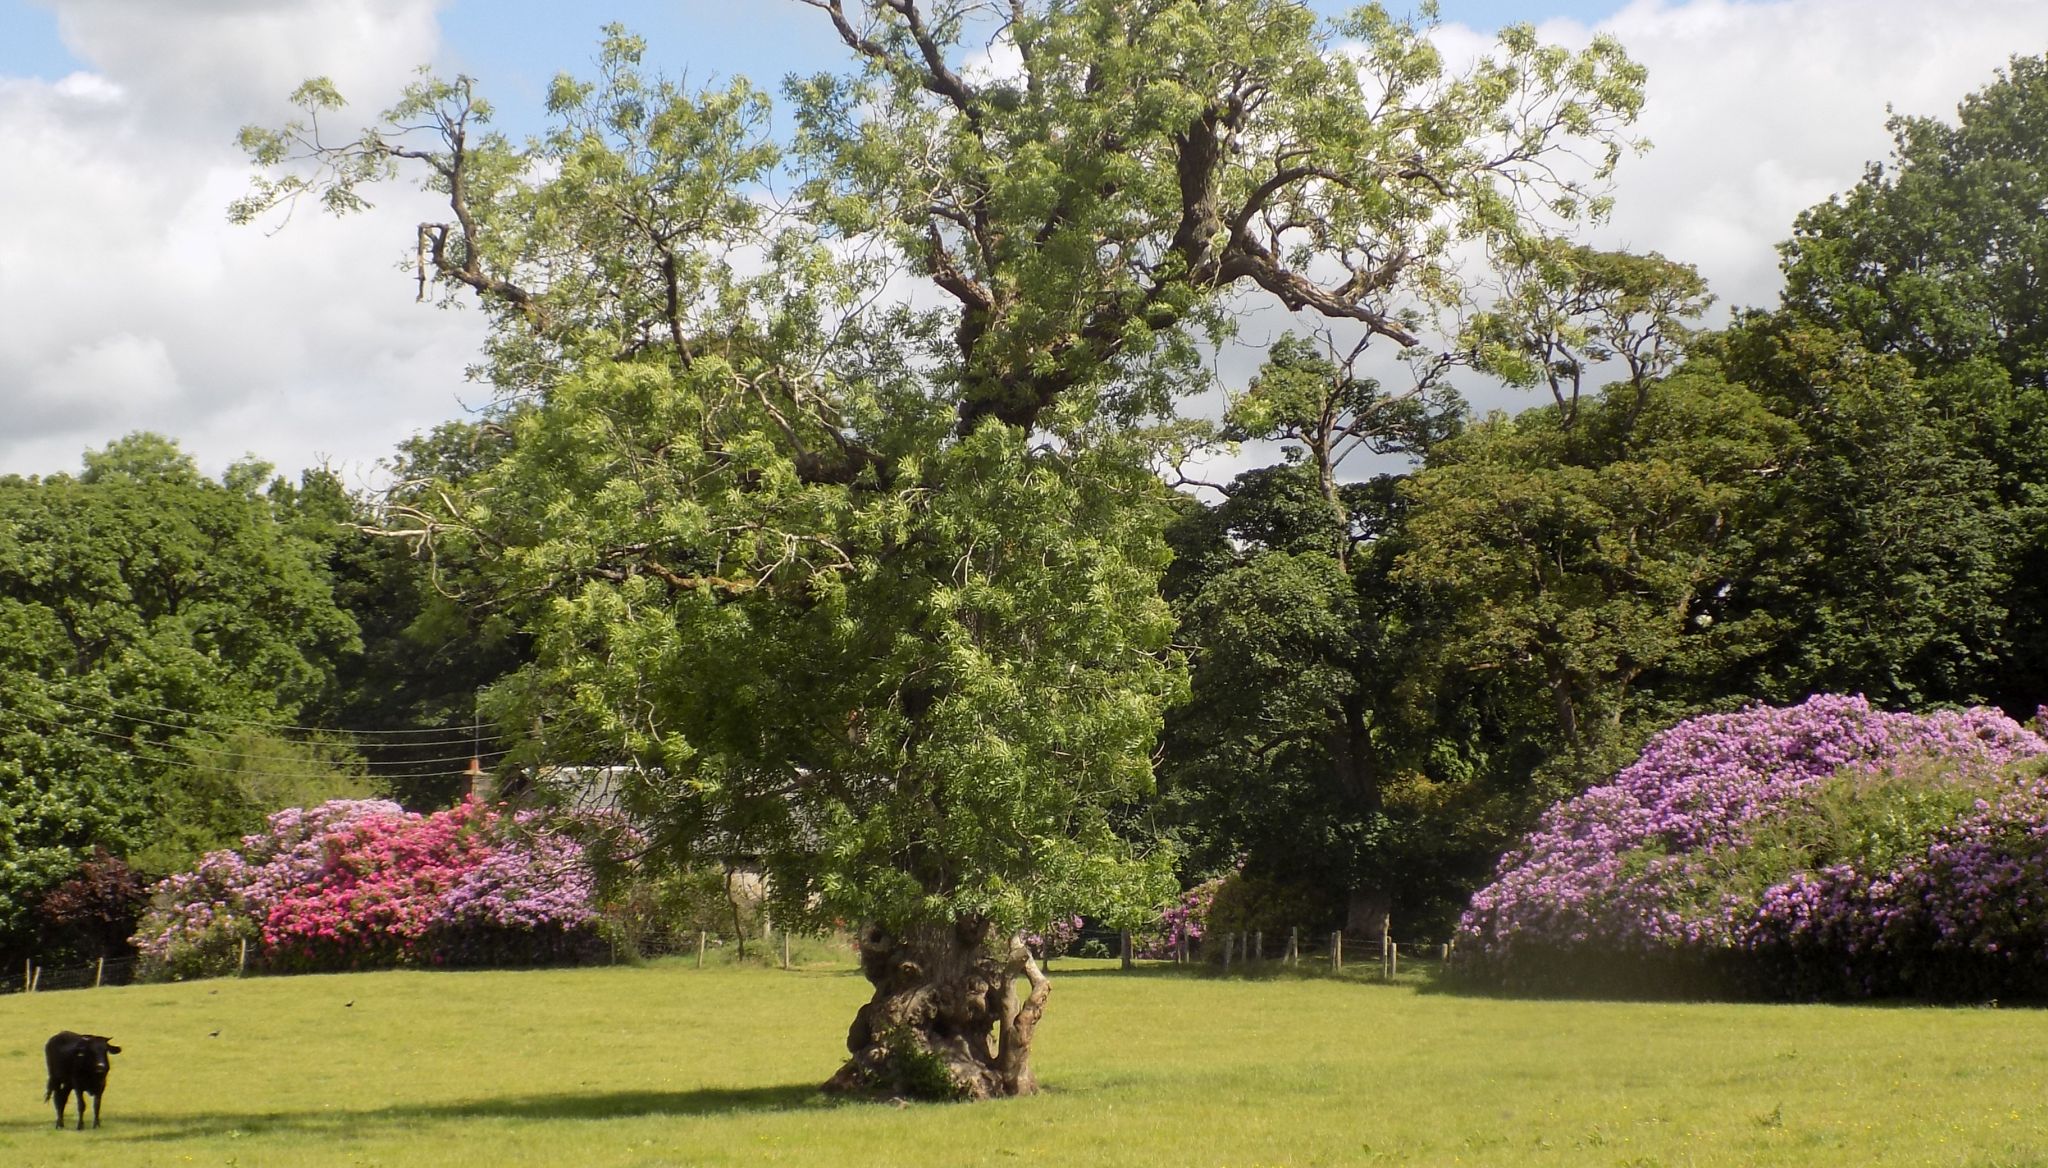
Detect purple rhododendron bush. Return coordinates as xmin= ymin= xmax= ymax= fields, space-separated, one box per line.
xmin=1455 ymin=695 xmax=2048 ymax=1000
xmin=134 ymin=797 xmax=603 ymax=980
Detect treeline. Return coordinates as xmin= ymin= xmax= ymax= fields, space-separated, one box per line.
xmin=1162 ymin=55 xmax=2048 ymax=936
xmin=0 ymin=430 xmax=523 ymax=968
xmin=4 ymin=37 xmax=2045 ymax=971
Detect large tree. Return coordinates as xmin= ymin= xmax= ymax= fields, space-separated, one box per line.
xmin=237 ymin=3 xmax=1642 ymax=1098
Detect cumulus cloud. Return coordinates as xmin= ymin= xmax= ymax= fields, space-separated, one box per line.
xmin=0 ymin=0 xmax=482 ymax=484
xmin=4 ymin=0 xmax=2047 ymax=485
xmin=1556 ymin=0 xmax=2048 ymax=316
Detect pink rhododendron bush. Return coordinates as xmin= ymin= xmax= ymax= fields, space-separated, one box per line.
xmin=1455 ymin=695 xmax=2048 ymax=1000
xmin=134 ymin=798 xmax=603 ymax=980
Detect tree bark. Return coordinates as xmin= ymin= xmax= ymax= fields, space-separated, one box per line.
xmin=1345 ymin=887 xmax=1391 ymax=939
xmin=823 ymin=919 xmax=1049 ymax=1101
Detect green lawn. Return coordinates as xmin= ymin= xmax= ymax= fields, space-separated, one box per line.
xmin=4 ymin=956 xmax=2045 ymax=1167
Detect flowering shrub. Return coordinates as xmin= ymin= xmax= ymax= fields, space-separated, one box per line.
xmin=136 ymin=799 xmax=397 ymax=980
xmin=1455 ymin=695 xmax=2048 ymax=998
xmin=425 ymin=811 xmax=604 ymax=967
xmin=134 ymin=798 xmax=602 ymax=979
xmin=1023 ymin=916 xmax=1083 ymax=960
xmin=1139 ymin=877 xmax=1221 ymax=959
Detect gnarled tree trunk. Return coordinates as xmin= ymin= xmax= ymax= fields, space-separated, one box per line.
xmin=823 ymin=918 xmax=1049 ymax=1101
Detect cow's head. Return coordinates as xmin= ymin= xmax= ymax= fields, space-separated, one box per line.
xmin=77 ymin=1036 xmax=121 ymax=1075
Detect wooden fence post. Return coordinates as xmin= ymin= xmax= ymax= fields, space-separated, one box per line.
xmin=1388 ymin=941 xmax=1399 ymax=980
xmin=95 ymin=957 xmax=105 ymax=989
xmin=696 ymin=930 xmax=706 ymax=969
xmin=1287 ymin=927 xmax=1298 ymax=966
xmin=782 ymin=930 xmax=791 ymax=970
xmin=23 ymin=959 xmax=31 ymax=994
xmin=238 ymin=938 xmax=249 ymax=977
xmin=1331 ymin=932 xmax=1343 ymax=971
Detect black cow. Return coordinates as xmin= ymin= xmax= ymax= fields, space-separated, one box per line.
xmin=44 ymin=1031 xmax=121 ymax=1130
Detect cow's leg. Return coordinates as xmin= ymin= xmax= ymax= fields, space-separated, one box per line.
xmin=73 ymin=1089 xmax=86 ymax=1130
xmin=52 ymin=1085 xmax=68 ymax=1128
xmin=91 ymin=1089 xmax=101 ymax=1128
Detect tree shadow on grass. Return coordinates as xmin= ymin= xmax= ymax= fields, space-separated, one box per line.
xmin=108 ymin=1082 xmax=827 ymax=1142
xmin=1049 ymin=962 xmax=1425 ymax=986
xmin=1042 ymin=963 xmax=1189 ymax=980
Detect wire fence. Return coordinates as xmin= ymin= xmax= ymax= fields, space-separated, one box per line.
xmin=1054 ymin=924 xmax=1462 ymax=978
xmin=1179 ymin=928 xmax=1460 ymax=977
xmin=1 ymin=925 xmax=1457 ymax=995
xmin=2 ymin=956 xmax=140 ymax=995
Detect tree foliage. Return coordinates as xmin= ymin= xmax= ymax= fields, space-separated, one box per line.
xmin=1775 ymin=54 xmax=2048 ymax=714
xmin=287 ymin=427 xmax=531 ymax=806
xmin=1697 ymin=319 xmax=2015 ymax=709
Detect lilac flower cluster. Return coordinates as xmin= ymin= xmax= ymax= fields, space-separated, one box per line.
xmin=134 ymin=799 xmax=604 ymax=979
xmin=1023 ymin=916 xmax=1083 ymax=960
xmin=1456 ymin=695 xmax=2048 ymax=997
xmin=425 ymin=811 xmax=605 ymax=967
xmin=1139 ymin=877 xmax=1220 ymax=959
xmin=1742 ymin=775 xmax=2048 ymax=998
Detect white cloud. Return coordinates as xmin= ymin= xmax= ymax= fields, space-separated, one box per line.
xmin=23 ymin=333 xmax=179 ymax=425
xmin=1545 ymin=0 xmax=2048 ymax=317
xmin=0 ymin=0 xmax=479 ymax=484
xmin=4 ymin=0 xmax=2047 ymax=487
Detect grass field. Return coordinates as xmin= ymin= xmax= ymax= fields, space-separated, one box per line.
xmin=4 ymin=954 xmax=2046 ymax=1167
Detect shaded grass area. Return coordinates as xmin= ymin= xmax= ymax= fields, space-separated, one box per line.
xmin=5 ymin=957 xmax=2048 ymax=1166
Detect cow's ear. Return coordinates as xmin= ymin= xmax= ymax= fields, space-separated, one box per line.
xmin=105 ymin=1044 xmax=121 ymax=1054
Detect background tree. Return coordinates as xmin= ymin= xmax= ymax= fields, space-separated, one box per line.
xmin=1393 ymin=371 xmax=1797 ymax=797
xmin=1695 ymin=317 xmax=2015 ymax=709
xmin=284 ymin=426 xmax=533 ymax=807
xmin=0 ymin=435 xmax=360 ymax=966
xmin=236 ymin=2 xmax=1643 ymax=1098
xmin=1776 ymin=53 xmax=2048 ymax=714
xmin=1466 ymin=242 xmax=1711 ymax=431
xmin=1160 ymin=335 xmax=1459 ymax=936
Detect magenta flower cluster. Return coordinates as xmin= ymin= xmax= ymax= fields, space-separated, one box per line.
xmin=1455 ymin=695 xmax=2048 ymax=997
xmin=135 ymin=798 xmax=602 ymax=979
xmin=1139 ymin=877 xmax=1220 ymax=959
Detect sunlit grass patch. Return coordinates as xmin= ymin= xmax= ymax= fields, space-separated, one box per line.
xmin=4 ymin=958 xmax=2046 ymax=1166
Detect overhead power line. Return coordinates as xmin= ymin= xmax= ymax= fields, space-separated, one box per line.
xmin=3 ymin=708 xmax=515 ymax=786
xmin=17 ymin=691 xmax=506 ymax=748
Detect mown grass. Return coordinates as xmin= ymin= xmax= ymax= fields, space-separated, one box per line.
xmin=5 ymin=953 xmax=2047 ymax=1167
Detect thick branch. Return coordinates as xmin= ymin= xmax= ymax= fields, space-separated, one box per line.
xmin=995 ymin=936 xmax=1051 ymax=1094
